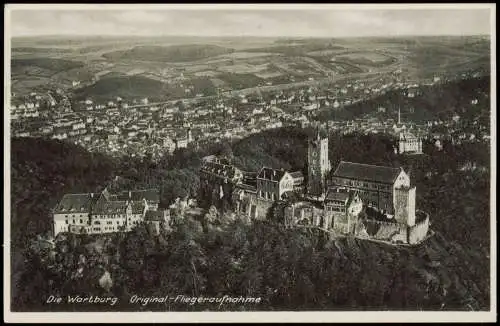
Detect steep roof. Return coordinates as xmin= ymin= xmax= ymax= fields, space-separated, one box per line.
xmin=289 ymin=171 xmax=304 ymax=180
xmin=92 ymin=195 xmax=128 ymax=215
xmin=144 ymin=210 xmax=164 ymax=221
xmin=117 ymin=189 xmax=159 ymax=203
xmin=200 ymin=161 xmax=240 ymax=179
xmin=236 ymin=183 xmax=257 ymax=192
xmin=325 ymin=190 xmax=351 ymax=203
xmin=257 ymin=167 xmax=287 ymax=182
xmin=333 ymin=161 xmax=402 ymax=184
xmin=54 ymin=193 xmax=94 ymax=214
xmin=400 ymin=132 xmax=419 ymax=141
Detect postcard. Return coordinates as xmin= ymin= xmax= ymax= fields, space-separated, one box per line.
xmin=3 ymin=3 xmax=496 ymax=323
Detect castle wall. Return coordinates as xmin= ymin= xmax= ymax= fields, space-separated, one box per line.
xmin=357 ymin=219 xmax=408 ymax=243
xmin=284 ymin=203 xmax=323 ymax=226
xmin=330 ymin=211 xmax=359 ymax=234
xmin=252 ymin=199 xmax=273 ymax=221
xmin=234 ymin=191 xmax=272 ymax=221
xmin=408 ymin=212 xmax=430 ymax=244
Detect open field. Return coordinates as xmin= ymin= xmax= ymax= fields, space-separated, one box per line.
xmin=10 ymin=35 xmax=491 ymax=101
xmin=215 ymin=51 xmax=280 ymax=59
xmin=217 ymin=63 xmax=269 ymax=74
xmin=336 ymin=51 xmax=394 ymax=63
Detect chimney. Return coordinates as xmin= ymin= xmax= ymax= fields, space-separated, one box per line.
xmin=91 ymin=193 xmax=94 ymax=198
xmin=129 ymin=191 xmax=132 ymax=199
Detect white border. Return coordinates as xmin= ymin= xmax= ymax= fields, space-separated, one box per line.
xmin=3 ymin=3 xmax=497 ymax=323
xmin=3 ymin=3 xmax=497 ymax=10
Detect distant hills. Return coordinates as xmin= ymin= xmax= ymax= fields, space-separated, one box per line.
xmin=72 ymin=74 xmax=217 ymax=102
xmin=11 ymin=58 xmax=84 ymax=76
xmin=102 ymin=44 xmax=235 ymax=63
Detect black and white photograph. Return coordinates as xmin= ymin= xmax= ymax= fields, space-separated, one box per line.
xmin=3 ymin=3 xmax=496 ymax=323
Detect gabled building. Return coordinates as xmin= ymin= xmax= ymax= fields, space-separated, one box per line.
xmin=399 ymin=131 xmax=423 ymax=154
xmin=256 ymin=167 xmax=294 ymax=201
xmin=324 ymin=188 xmax=363 ymax=233
xmin=53 ymin=193 xmax=97 ymax=236
xmin=330 ymin=161 xmax=410 ymax=216
xmin=53 ymin=187 xmax=162 ymax=236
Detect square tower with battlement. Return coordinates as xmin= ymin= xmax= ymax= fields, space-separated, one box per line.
xmin=308 ymin=125 xmax=330 ymax=197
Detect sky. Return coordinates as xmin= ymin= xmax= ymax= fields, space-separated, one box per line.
xmin=8 ymin=6 xmax=493 ymax=38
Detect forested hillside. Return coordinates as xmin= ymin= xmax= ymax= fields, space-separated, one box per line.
xmin=318 ymin=76 xmax=490 ymax=122
xmin=102 ymin=44 xmax=235 ymax=63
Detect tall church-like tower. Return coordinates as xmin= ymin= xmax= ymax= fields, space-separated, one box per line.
xmin=307 ymin=124 xmax=331 ymax=197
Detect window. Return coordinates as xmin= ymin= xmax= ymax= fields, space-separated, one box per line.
xmin=79 ymin=219 xmax=83 ymax=224
xmin=65 ymin=220 xmax=68 ymax=224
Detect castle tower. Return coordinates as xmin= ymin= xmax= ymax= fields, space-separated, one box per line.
xmin=307 ymin=124 xmax=330 ymax=197
xmin=394 ymin=186 xmax=416 ymax=226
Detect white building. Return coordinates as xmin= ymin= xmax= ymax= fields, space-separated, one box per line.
xmin=399 ymin=132 xmax=423 ymax=154
xmin=53 ymin=188 xmax=161 ymax=236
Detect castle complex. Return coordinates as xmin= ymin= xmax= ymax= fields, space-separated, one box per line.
xmin=54 ymin=125 xmax=429 ymax=244
xmin=199 ymin=124 xmax=430 ymax=245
